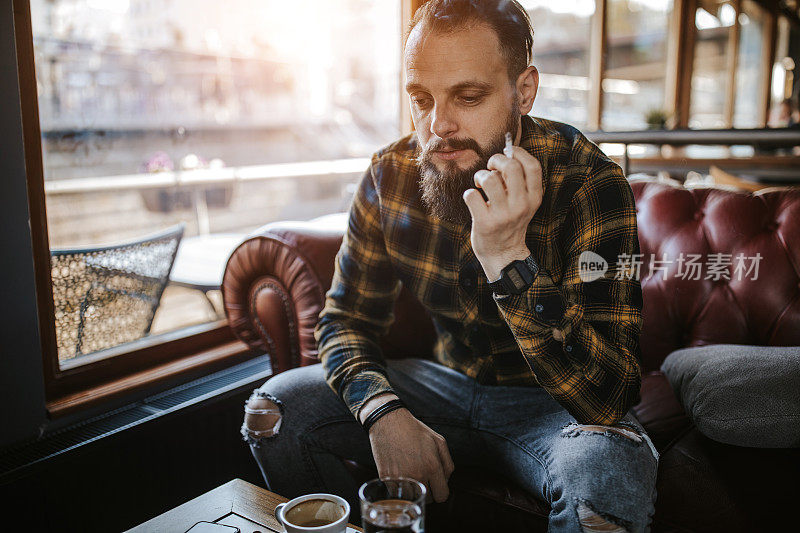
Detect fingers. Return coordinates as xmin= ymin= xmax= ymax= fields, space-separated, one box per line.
xmin=435 ymin=434 xmax=455 ymax=478
xmin=507 ymin=147 xmax=543 ymax=201
xmin=488 ymin=148 xmax=542 ymax=202
xmin=427 ymin=461 xmax=450 ymax=503
xmin=474 ymin=169 xmax=506 ymax=192
xmin=487 ymin=151 xmax=524 ymax=193
xmin=369 ymin=417 xmax=454 ymax=504
xmin=473 ymin=170 xmax=508 ymax=210
xmin=463 ymin=187 xmax=489 ymax=219
xmin=474 ymin=170 xmax=505 ymax=199
xmin=428 ymin=434 xmax=453 ymax=503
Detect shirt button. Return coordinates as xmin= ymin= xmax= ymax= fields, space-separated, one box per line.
xmin=565 ymin=344 xmax=573 ymax=352
xmin=534 ymin=303 xmax=544 ymax=313
xmin=463 ymin=277 xmax=474 ymax=289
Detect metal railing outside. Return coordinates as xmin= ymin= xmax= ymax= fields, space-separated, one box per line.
xmin=584 ymin=128 xmax=800 ymax=176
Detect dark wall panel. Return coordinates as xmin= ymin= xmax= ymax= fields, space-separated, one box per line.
xmin=0 ymin=1 xmax=48 ymax=448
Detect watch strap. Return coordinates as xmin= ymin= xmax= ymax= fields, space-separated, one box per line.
xmin=489 ymin=273 xmax=512 ymax=295
xmin=490 ymin=254 xmax=539 ymax=295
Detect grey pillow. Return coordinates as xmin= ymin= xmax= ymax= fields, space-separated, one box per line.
xmin=661 ymin=344 xmax=800 ymax=448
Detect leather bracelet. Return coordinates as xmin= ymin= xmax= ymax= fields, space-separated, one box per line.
xmin=362 ymin=399 xmax=407 ymax=434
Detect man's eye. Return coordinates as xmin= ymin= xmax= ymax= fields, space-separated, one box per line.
xmin=458 ymin=95 xmax=483 ymax=106
xmin=411 ymin=96 xmax=432 ymax=109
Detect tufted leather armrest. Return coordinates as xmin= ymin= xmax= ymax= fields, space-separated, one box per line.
xmin=221 ymin=220 xmax=341 ymax=374
xmin=221 ymin=215 xmax=437 ymax=375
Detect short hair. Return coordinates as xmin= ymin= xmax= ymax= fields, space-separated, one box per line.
xmin=405 ymin=0 xmax=534 ymax=81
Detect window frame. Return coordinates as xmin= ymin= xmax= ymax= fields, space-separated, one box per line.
xmin=13 ymin=0 xmax=253 ymax=418
xmin=677 ymin=0 xmax=780 ymax=129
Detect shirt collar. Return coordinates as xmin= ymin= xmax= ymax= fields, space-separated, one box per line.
xmin=518 ymin=114 xmax=553 ymax=198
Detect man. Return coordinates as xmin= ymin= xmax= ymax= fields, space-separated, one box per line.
xmin=242 ymin=1 xmax=658 ymax=531
xmin=776 ymin=98 xmax=799 ymax=128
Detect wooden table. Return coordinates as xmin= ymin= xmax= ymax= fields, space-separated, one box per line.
xmin=127 ymin=478 xmax=362 ymax=532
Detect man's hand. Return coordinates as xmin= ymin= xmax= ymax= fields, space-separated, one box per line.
xmin=367 ymin=407 xmax=455 ymax=503
xmin=463 ymin=146 xmax=544 ymax=281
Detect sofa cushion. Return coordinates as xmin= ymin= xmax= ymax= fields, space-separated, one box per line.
xmin=661 ymin=344 xmax=800 ymax=448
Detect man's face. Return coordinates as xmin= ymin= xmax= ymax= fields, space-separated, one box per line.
xmin=405 ymin=22 xmax=520 ymax=225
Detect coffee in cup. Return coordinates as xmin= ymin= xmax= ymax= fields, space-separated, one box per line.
xmin=274 ymin=493 xmax=350 ymax=533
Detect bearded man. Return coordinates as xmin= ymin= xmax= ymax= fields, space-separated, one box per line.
xmin=242 ymin=1 xmax=658 ymax=531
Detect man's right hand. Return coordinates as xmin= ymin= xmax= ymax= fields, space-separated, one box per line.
xmin=366 ymin=406 xmax=455 ymax=503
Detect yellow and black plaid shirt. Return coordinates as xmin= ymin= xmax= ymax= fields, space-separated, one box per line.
xmin=314 ymin=115 xmax=643 ymax=426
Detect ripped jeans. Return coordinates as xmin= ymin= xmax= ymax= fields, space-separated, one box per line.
xmin=242 ymin=359 xmax=659 ymax=533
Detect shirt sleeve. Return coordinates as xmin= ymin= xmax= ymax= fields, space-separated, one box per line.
xmin=492 ymin=163 xmax=643 ymax=426
xmin=314 ymin=162 xmax=402 ymax=419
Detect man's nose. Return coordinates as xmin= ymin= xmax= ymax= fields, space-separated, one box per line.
xmin=430 ymin=104 xmax=458 ymax=139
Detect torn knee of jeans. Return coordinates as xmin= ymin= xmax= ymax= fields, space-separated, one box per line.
xmin=561 ymin=422 xmax=643 ymax=444
xmin=240 ymin=389 xmax=284 ymax=446
xmin=576 ymin=499 xmax=632 ymax=533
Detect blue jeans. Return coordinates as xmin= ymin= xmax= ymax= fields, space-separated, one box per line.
xmin=243 ymin=359 xmax=659 ymax=532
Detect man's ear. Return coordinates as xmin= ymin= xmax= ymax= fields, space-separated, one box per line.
xmin=516 ymin=66 xmax=538 ymax=115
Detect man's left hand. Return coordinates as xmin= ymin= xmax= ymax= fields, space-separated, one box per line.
xmin=463 ymin=146 xmax=544 ymax=281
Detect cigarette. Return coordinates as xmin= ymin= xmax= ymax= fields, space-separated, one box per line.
xmin=504 ymin=132 xmax=513 ymax=158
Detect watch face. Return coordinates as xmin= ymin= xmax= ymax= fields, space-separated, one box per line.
xmin=508 ymin=267 xmax=525 ymax=288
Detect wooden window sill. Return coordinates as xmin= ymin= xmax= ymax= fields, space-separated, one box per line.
xmin=46 ymin=339 xmax=255 ymax=418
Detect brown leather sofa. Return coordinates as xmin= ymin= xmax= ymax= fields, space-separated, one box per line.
xmin=222 ymin=177 xmax=800 ymax=532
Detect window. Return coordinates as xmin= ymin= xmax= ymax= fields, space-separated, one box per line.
xmin=20 ymin=0 xmax=401 ymax=412
xmin=521 ymin=0 xmax=595 ymax=129
xmin=30 ymin=0 xmax=400 ymax=371
xmin=733 ymin=0 xmax=766 ymax=128
xmin=690 ymin=0 xmax=735 ymax=128
xmin=768 ymin=16 xmax=795 ymax=127
xmin=602 ymin=0 xmax=673 ymax=130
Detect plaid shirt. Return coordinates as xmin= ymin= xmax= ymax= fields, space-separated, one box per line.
xmin=314 ymin=115 xmax=643 ymax=426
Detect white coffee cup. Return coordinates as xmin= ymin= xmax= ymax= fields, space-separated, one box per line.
xmin=274 ymin=493 xmax=350 ymax=533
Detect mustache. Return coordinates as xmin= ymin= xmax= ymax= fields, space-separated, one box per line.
xmin=421 ymin=137 xmax=484 ymax=157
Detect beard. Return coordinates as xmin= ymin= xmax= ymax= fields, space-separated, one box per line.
xmin=418 ymin=105 xmax=520 ymax=227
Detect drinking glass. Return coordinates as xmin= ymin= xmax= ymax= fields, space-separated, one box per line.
xmin=358 ymin=477 xmax=425 ymax=533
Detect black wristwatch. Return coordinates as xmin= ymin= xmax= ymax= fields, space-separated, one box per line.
xmin=489 ymin=254 xmax=539 ymax=295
